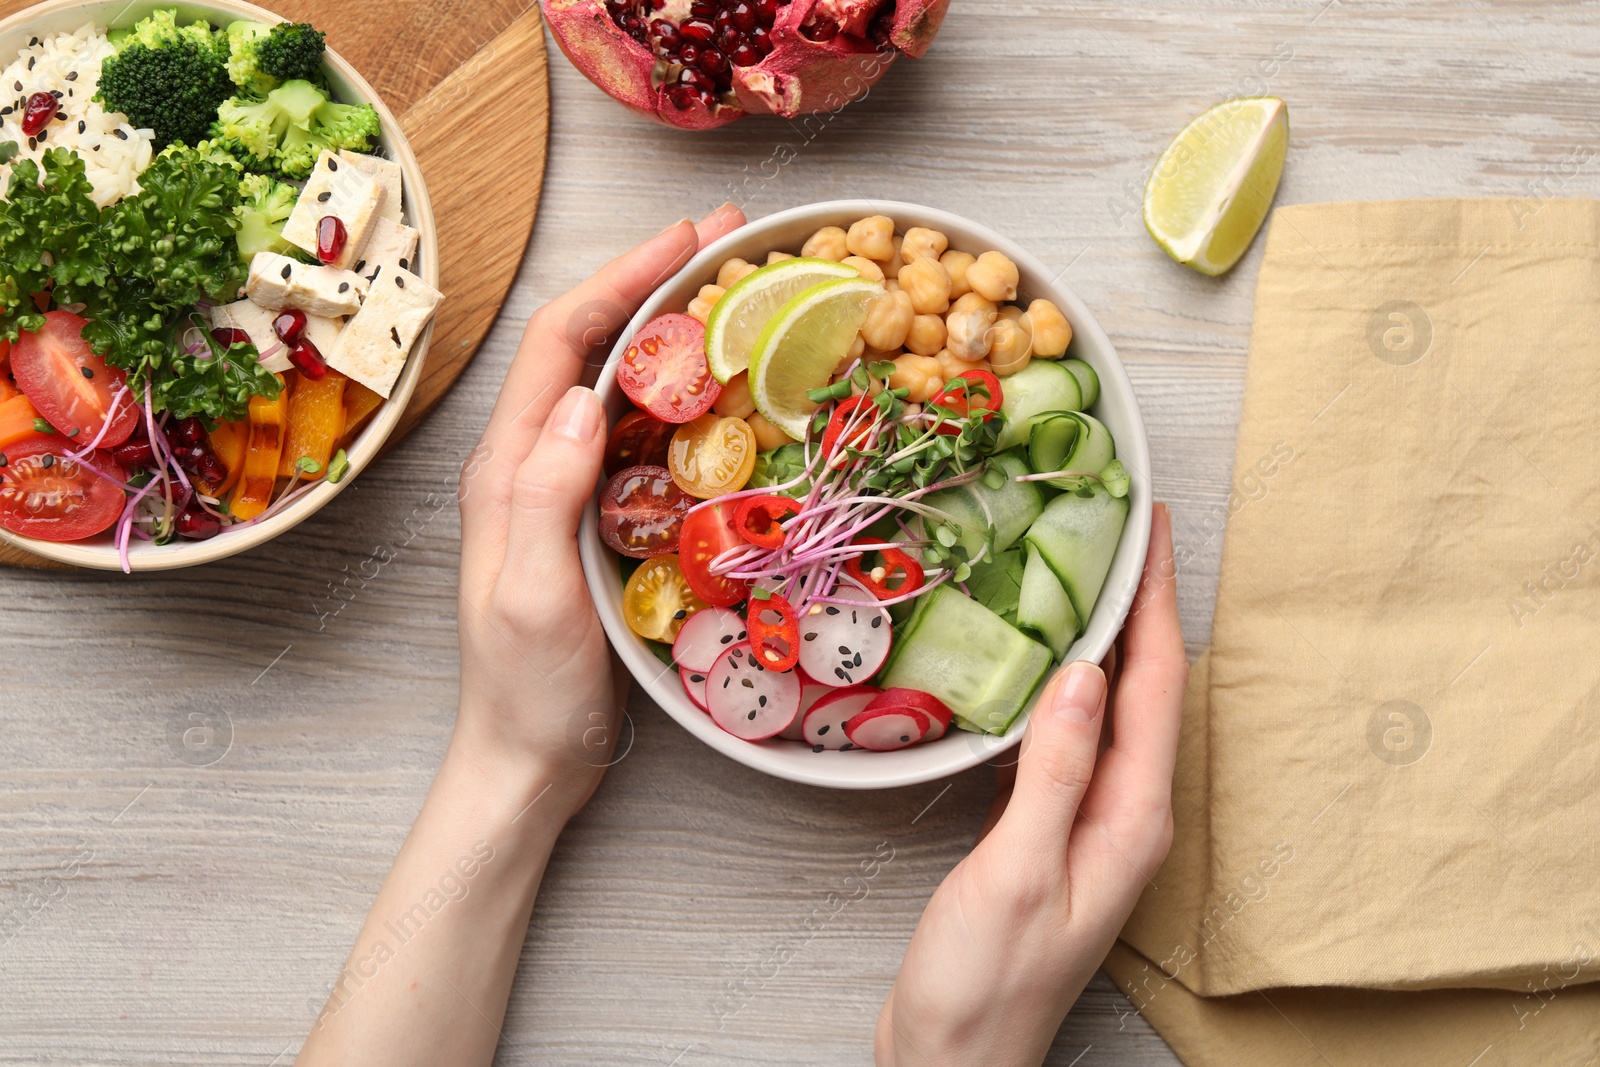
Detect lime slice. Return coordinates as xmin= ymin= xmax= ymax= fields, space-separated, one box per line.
xmin=705 ymin=257 xmax=860 ymax=383
xmin=747 ymin=277 xmax=883 ymax=440
xmin=1144 ymin=97 xmax=1288 ymax=276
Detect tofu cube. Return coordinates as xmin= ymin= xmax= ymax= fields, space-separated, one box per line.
xmin=340 ymin=150 xmax=404 ymax=225
xmin=281 ymin=151 xmax=383 ymax=271
xmin=351 ymin=216 xmax=420 ymax=287
xmin=211 ymin=299 xmax=345 ymax=375
xmin=326 ymin=268 xmax=442 ymax=398
xmin=247 ymin=253 xmax=365 ymax=319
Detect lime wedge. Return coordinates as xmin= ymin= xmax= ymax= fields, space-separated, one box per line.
xmin=705 ymin=257 xmax=860 ymax=383
xmin=747 ymin=277 xmax=883 ymax=440
xmin=1144 ymin=97 xmax=1288 ymax=276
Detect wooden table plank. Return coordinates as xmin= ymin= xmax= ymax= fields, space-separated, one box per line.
xmin=6 ymin=0 xmax=1600 ymax=1063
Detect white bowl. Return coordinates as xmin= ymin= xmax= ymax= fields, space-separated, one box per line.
xmin=579 ymin=200 xmax=1152 ymax=790
xmin=0 ymin=0 xmax=438 ymax=571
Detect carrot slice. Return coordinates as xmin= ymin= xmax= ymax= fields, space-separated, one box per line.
xmin=0 ymin=392 xmax=41 ymax=449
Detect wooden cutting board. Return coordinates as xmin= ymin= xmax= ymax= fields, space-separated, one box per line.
xmin=0 ymin=0 xmax=550 ymax=569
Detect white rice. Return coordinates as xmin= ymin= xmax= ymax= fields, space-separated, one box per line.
xmin=0 ymin=23 xmax=155 ymax=207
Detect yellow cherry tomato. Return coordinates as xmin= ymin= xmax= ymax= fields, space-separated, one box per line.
xmin=667 ymin=413 xmax=757 ymax=500
xmin=622 ymin=553 xmax=709 ymax=642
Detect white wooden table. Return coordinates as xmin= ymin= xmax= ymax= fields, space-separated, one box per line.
xmin=3 ymin=2 xmax=1591 ymax=1062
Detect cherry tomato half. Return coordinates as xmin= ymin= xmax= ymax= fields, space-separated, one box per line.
xmin=845 ymin=535 xmax=926 ymax=599
xmin=734 ymin=494 xmax=800 ymax=550
xmin=747 ymin=592 xmax=800 ymax=672
xmin=622 ymin=553 xmax=709 ymax=642
xmin=929 ymin=369 xmax=1004 ymax=435
xmin=820 ymin=396 xmax=878 ymax=458
xmin=616 ymin=313 xmax=721 ymax=424
xmin=0 ymin=435 xmax=126 ymax=542
xmin=10 ymin=311 xmax=137 ymax=447
xmin=677 ymin=501 xmax=750 ymax=607
xmin=599 ymin=464 xmax=693 ymax=559
xmin=603 ymin=409 xmax=674 ymax=477
xmin=667 ymin=413 xmax=757 ymax=500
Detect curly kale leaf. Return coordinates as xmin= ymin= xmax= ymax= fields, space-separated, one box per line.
xmin=152 ymin=313 xmax=281 ymax=422
xmin=102 ymin=147 xmax=247 ymax=309
xmin=0 ymin=148 xmax=108 ymax=340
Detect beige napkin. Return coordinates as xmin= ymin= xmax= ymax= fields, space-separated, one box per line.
xmin=1105 ymin=199 xmax=1600 ymax=1064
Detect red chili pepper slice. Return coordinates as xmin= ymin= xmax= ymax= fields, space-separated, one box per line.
xmin=845 ymin=536 xmax=926 ymax=600
xmin=747 ymin=592 xmax=800 ymax=671
xmin=733 ymin=494 xmax=800 ymax=549
xmin=930 ymin=369 xmax=1004 ymax=435
xmin=820 ymin=395 xmax=876 ymax=458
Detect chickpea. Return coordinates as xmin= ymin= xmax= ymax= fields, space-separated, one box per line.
xmin=1024 ymin=298 xmax=1073 ymax=358
xmin=884 ymin=278 xmax=902 ymax=293
xmin=905 ymin=314 xmax=947 ymax=357
xmin=999 ymin=305 xmax=1025 ymax=323
xmin=842 ymin=255 xmax=884 ymax=282
xmin=746 ymin=411 xmax=797 ymax=451
xmin=860 ymin=288 xmax=914 ymax=351
xmin=767 ymin=250 xmax=795 ymax=265
xmin=889 ymin=353 xmax=944 ymax=403
xmin=878 ymin=235 xmax=906 ymax=277
xmin=686 ymin=283 xmax=725 ymax=325
xmin=713 ymin=371 xmax=757 ymax=419
xmin=717 ymin=258 xmax=757 ymax=288
xmin=967 ymin=251 xmax=1020 ymax=302
xmin=935 ymin=348 xmax=993 ymax=383
xmin=987 ymin=316 xmax=1033 ymax=377
xmin=802 ymin=225 xmax=849 ymax=261
xmin=950 ymin=292 xmax=998 ymax=318
xmin=901 ymin=227 xmax=949 ymax=263
xmin=945 ymin=295 xmax=998 ymax=361
xmin=898 ymin=257 xmax=952 ymax=316
xmin=845 ymin=215 xmax=896 ymax=261
xmin=940 ymin=250 xmax=976 ymax=299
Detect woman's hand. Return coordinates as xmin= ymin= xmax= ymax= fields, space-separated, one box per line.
xmin=876 ymin=503 xmax=1187 ymax=1067
xmin=451 ymin=204 xmax=746 ymax=818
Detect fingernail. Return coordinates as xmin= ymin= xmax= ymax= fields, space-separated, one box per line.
xmin=551 ymin=386 xmax=601 ymax=443
xmin=1053 ymin=663 xmax=1105 ymax=723
xmin=656 ymin=217 xmax=693 ymax=238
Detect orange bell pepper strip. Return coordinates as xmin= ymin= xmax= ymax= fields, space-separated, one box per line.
xmin=278 ymin=370 xmax=348 ymax=480
xmin=340 ymin=381 xmax=385 ymax=446
xmin=229 ymin=375 xmax=290 ymax=521
xmin=0 ymin=392 xmax=41 ymax=449
xmin=197 ymin=417 xmax=248 ymax=498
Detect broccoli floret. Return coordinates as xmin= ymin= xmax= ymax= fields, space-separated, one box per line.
xmin=256 ymin=23 xmax=327 ymax=84
xmin=214 ymin=79 xmax=379 ymax=179
xmin=224 ymin=20 xmax=276 ymax=95
xmin=234 ymin=172 xmax=299 ymax=260
xmin=117 ymin=8 xmax=226 ymax=58
xmin=97 ymin=14 xmax=233 ymax=147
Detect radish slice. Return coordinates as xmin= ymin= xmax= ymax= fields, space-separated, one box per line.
xmin=844 ymin=706 xmax=930 ymax=751
xmin=672 ymin=606 xmax=748 ymax=673
xmin=864 ymin=688 xmax=953 ymax=742
xmin=797 ymin=599 xmax=892 ymax=687
xmin=802 ymin=685 xmax=882 ymax=751
xmin=784 ymin=671 xmax=832 ymax=742
xmin=705 ymin=644 xmax=801 ymax=741
xmin=681 ymin=666 xmax=710 ymax=711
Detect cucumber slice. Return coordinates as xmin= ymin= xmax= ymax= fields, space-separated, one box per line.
xmin=1060 ymin=358 xmax=1100 ymax=409
xmin=1027 ymin=411 xmax=1116 ymax=489
xmin=918 ymin=450 xmax=1043 ymax=560
xmin=1024 ymin=483 xmax=1130 ymax=629
xmin=1017 ymin=544 xmax=1078 ymax=659
xmin=880 ymin=585 xmax=1053 ymax=735
xmin=996 ymin=360 xmax=1083 ymax=451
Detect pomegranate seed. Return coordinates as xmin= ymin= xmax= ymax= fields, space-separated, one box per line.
xmin=801 ymin=18 xmax=838 ymax=41
xmin=679 ymin=67 xmax=713 ymax=91
xmin=315 ymin=216 xmax=347 ymax=264
xmin=210 ymin=327 xmax=251 ymax=348
xmin=650 ymin=18 xmax=679 ymax=48
xmin=690 ymin=0 xmax=715 ymax=15
xmin=717 ymin=28 xmax=741 ymax=52
xmin=680 ymin=17 xmax=714 ymax=40
xmin=751 ymin=25 xmax=773 ymax=54
xmin=174 ymin=417 xmax=205 ymax=447
xmin=680 ymin=42 xmax=701 ymax=64
xmin=714 ymin=8 xmax=733 ymax=30
xmin=196 ymin=452 xmax=228 ymax=487
xmin=110 ymin=440 xmax=155 ymax=468
xmin=289 ymin=338 xmax=328 ymax=380
xmin=699 ymin=48 xmax=730 ymax=76
xmin=177 ymin=508 xmax=220 ymax=540
xmin=730 ymin=2 xmax=758 ymax=31
xmin=730 ymin=40 xmax=760 ymax=65
xmin=667 ymin=84 xmax=698 ymax=110
xmin=693 ymin=88 xmax=718 ymax=108
xmin=756 ymin=0 xmax=778 ymax=23
xmin=21 ymin=92 xmax=54 ymax=137
xmin=272 ymin=308 xmax=308 ymax=343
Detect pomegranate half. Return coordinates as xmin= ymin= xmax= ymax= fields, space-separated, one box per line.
xmin=542 ymin=0 xmax=951 ymax=130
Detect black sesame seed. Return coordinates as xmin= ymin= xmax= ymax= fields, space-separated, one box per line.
xmin=721 ymin=678 xmax=730 ymax=688
xmin=835 ymin=667 xmax=848 ymax=680
xmin=744 ymin=709 xmax=756 ymax=720
xmin=13 ymin=81 xmax=22 ymax=92
xmin=338 ymin=282 xmax=350 ymax=293
xmin=399 ymin=258 xmax=409 ymax=270
xmin=741 ymin=678 xmax=754 ymax=689
xmin=40 ymin=454 xmax=53 ymax=468
xmin=752 ymin=659 xmax=764 ymax=672
xmin=851 ymin=610 xmax=858 ymax=624
xmin=758 ymin=695 xmax=767 ymax=707
xmin=28 ymin=37 xmax=37 ymax=46
xmin=899 ymin=735 xmax=910 ymax=743
xmin=114 ymin=128 xmax=127 ymax=140
xmin=853 ymin=652 xmax=862 ymax=667
xmin=837 ymin=645 xmax=850 ymax=655
xmin=281 ymin=264 xmax=293 ymax=280
xmin=841 ymin=743 xmax=855 ymax=751
xmin=328 ymin=158 xmax=338 ymax=171
xmin=26 ymin=137 xmax=34 ymax=150
xmin=738 ymin=630 xmax=747 ymax=639
xmin=390 ymin=326 xmax=401 ymax=346
xmin=27 ymin=58 xmax=35 ymax=70
xmin=803 ymin=632 xmax=817 ymax=641
xmin=65 ymin=71 xmax=77 ymax=81
xmin=395 ymin=276 xmax=405 ymax=288
xmin=80 ymin=366 xmax=92 ymax=379
xmin=672 ymin=609 xmax=687 ymax=620
xmin=689 ymin=674 xmax=704 ymax=683
xmin=353 ymin=259 xmax=366 ymax=273
xmin=719 ymin=634 xmax=733 ymax=644
xmin=92 ymin=145 xmax=99 ymax=151
xmin=825 ymin=606 xmax=840 ymax=616
xmin=77 ymin=120 xmax=85 ymax=134
xmin=812 ymin=744 xmax=825 ymax=753
xmin=50 ymin=91 xmax=62 ymax=99
xmin=3 ymin=107 xmax=14 ymax=116
xmin=35 ymin=129 xmax=45 ymax=142
xmin=871 ymin=616 xmax=882 ymax=628
xmin=0 ymin=454 xmax=7 ymax=467
xmin=317 ymin=191 xmax=331 ymax=202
